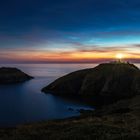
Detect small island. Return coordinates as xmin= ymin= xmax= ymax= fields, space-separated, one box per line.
xmin=0 ymin=67 xmax=33 ymax=84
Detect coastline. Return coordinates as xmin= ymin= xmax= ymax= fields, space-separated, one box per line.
xmin=0 ymin=95 xmax=139 ymax=139
xmin=0 ymin=63 xmax=139 ymax=139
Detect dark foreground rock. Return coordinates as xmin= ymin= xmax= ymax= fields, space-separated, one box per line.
xmin=0 ymin=67 xmax=33 ymax=84
xmin=42 ymin=62 xmax=140 ymax=105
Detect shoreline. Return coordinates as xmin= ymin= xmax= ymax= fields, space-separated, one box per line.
xmin=0 ymin=95 xmax=139 ymax=139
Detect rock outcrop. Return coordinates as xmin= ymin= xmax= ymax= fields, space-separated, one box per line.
xmin=0 ymin=67 xmax=33 ymax=84
xmin=42 ymin=62 xmax=140 ymax=104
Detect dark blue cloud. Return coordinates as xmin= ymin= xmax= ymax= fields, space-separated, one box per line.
xmin=1 ymin=0 xmax=140 ymax=30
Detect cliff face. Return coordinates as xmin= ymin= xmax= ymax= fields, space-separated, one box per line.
xmin=42 ymin=63 xmax=140 ymax=104
xmin=0 ymin=67 xmax=33 ymax=84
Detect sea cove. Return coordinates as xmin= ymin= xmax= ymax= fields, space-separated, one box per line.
xmin=0 ymin=63 xmax=97 ymax=127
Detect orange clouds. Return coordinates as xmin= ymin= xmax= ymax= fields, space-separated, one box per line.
xmin=0 ymin=46 xmax=140 ymax=63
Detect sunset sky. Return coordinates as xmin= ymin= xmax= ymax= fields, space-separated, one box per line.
xmin=0 ymin=0 xmax=140 ymax=63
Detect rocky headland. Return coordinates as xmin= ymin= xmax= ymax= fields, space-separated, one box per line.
xmin=42 ymin=62 xmax=140 ymax=105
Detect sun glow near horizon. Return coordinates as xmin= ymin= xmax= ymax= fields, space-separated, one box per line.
xmin=115 ymin=53 xmax=125 ymax=60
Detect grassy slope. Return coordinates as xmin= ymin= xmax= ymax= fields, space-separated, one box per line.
xmin=0 ymin=95 xmax=140 ymax=140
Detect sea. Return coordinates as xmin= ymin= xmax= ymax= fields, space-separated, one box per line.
xmin=0 ymin=63 xmax=139 ymax=127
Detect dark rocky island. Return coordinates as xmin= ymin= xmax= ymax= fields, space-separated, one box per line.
xmin=0 ymin=67 xmax=33 ymax=84
xmin=42 ymin=62 xmax=140 ymax=105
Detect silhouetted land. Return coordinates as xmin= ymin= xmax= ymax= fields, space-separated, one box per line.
xmin=0 ymin=67 xmax=33 ymax=84
xmin=42 ymin=62 xmax=140 ymax=105
xmin=0 ymin=62 xmax=140 ymax=139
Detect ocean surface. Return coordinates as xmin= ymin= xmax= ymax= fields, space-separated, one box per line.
xmin=0 ymin=63 xmax=139 ymax=127
xmin=0 ymin=63 xmax=97 ymax=127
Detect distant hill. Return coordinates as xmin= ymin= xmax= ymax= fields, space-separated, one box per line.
xmin=0 ymin=67 xmax=33 ymax=84
xmin=42 ymin=62 xmax=140 ymax=105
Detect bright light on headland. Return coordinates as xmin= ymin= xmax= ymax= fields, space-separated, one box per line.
xmin=115 ymin=53 xmax=124 ymax=60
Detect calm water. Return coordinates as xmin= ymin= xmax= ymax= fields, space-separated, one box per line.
xmin=0 ymin=63 xmax=139 ymax=127
xmin=0 ymin=63 xmax=98 ymax=127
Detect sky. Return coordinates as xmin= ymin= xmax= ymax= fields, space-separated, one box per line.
xmin=0 ymin=0 xmax=140 ymax=63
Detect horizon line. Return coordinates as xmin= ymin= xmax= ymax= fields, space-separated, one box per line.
xmin=0 ymin=59 xmax=140 ymax=64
